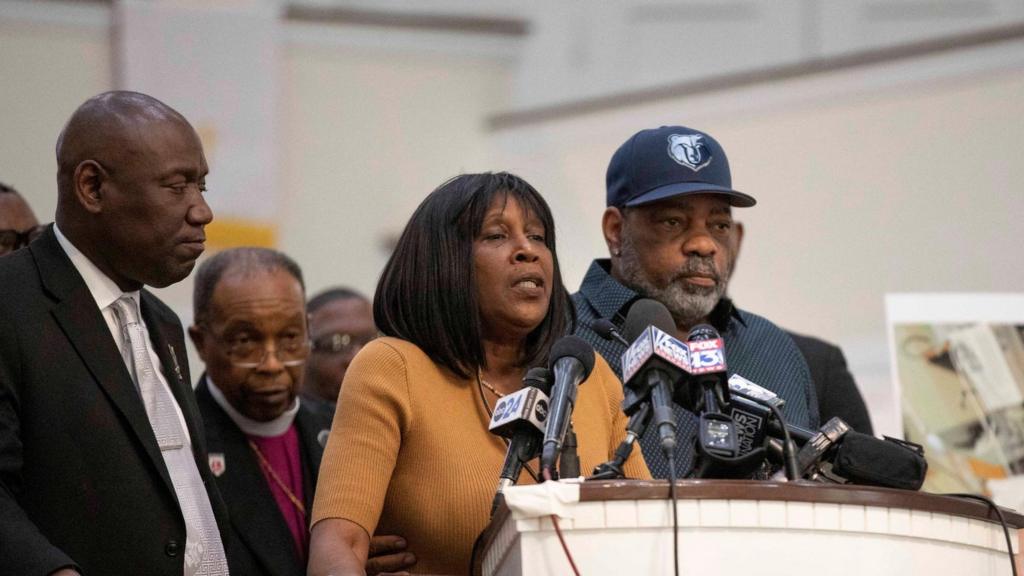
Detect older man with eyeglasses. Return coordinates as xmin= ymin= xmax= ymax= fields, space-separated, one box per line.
xmin=0 ymin=182 xmax=45 ymax=257
xmin=188 ymin=247 xmax=415 ymax=576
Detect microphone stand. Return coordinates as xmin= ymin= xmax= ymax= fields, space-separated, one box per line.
xmin=590 ymin=403 xmax=652 ymax=480
xmin=559 ymin=424 xmax=580 ymax=479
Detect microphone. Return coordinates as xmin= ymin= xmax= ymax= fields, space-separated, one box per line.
xmin=725 ymin=370 xmax=928 ymax=488
xmin=787 ymin=416 xmax=851 ymax=478
xmin=684 ymin=324 xmax=780 ymax=479
xmin=725 ymin=375 xmax=814 ymax=453
xmin=728 ymin=373 xmax=784 ymax=409
xmin=683 ymin=324 xmax=741 ymax=462
xmin=489 ymin=367 xmax=552 ymax=515
xmin=488 ymin=371 xmax=551 ymax=439
xmin=830 ymin=433 xmax=927 ymax=490
xmin=681 ymin=324 xmax=731 ymax=410
xmin=619 ymin=299 xmax=687 ymax=453
xmin=768 ymin=423 xmax=928 ymax=490
xmin=540 ymin=336 xmax=595 ymax=480
xmin=591 ymin=318 xmax=630 ymax=347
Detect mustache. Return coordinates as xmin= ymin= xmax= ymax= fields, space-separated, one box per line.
xmin=671 ymin=257 xmax=721 ymax=282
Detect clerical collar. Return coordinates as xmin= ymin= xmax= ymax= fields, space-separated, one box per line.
xmin=206 ymin=377 xmax=300 ymax=437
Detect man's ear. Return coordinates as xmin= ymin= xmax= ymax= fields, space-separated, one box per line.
xmin=734 ymin=221 xmax=745 ymax=260
xmin=602 ymin=207 xmax=624 ymax=258
xmin=73 ymin=160 xmax=107 ymax=215
xmin=187 ymin=325 xmax=210 ymax=363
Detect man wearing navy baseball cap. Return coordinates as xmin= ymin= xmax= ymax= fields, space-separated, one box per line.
xmin=572 ymin=125 xmax=820 ymax=479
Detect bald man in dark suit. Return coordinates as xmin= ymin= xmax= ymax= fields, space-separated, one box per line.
xmin=0 ymin=92 xmax=229 ymax=576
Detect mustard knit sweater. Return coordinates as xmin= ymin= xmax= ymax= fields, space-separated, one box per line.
xmin=311 ymin=337 xmax=649 ymax=575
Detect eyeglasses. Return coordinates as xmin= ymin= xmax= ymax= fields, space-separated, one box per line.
xmin=311 ymin=332 xmax=378 ymax=356
xmin=0 ymin=224 xmax=46 ymax=256
xmin=201 ymin=325 xmax=311 ymax=369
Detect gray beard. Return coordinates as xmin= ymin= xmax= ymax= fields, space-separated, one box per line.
xmin=616 ymin=236 xmax=731 ymax=331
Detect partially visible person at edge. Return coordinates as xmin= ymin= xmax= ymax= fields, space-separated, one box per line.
xmin=0 ymin=181 xmax=45 ymax=257
xmin=188 ymin=248 xmax=416 ymax=576
xmin=571 ymin=125 xmax=820 ymax=480
xmin=302 ymin=287 xmax=377 ymax=414
xmin=307 ymin=172 xmax=649 ymax=576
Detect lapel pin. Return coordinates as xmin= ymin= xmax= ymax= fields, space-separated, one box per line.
xmin=208 ymin=453 xmax=226 ymax=477
xmin=167 ymin=344 xmax=184 ymax=385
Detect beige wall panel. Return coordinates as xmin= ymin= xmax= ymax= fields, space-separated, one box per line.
xmin=278 ymin=43 xmax=510 ymax=297
xmin=0 ymin=20 xmax=112 ymax=221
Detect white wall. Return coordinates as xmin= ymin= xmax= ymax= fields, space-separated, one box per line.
xmin=0 ymin=3 xmax=111 ymax=221
xmin=278 ymin=39 xmax=511 ymax=299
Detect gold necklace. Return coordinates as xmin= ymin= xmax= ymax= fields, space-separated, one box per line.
xmin=477 ymin=369 xmax=506 ymax=398
xmin=248 ymin=439 xmax=306 ymax=517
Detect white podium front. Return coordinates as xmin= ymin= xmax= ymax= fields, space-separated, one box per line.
xmin=478 ymin=480 xmax=1022 ymax=576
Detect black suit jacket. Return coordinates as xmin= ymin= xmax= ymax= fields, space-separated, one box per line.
xmin=196 ymin=377 xmax=332 ymax=576
xmin=787 ymin=331 xmax=874 ymax=435
xmin=0 ymin=228 xmax=231 ymax=576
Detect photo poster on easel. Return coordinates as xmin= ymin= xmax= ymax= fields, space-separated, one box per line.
xmin=887 ymin=294 xmax=1024 ymax=509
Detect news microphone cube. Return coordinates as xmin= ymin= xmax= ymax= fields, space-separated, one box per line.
xmin=621 ymin=325 xmax=691 ymax=385
xmin=488 ymin=387 xmax=549 ymax=438
xmin=686 ymin=336 xmax=727 ymax=374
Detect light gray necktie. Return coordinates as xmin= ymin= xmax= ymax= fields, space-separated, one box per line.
xmin=111 ymin=296 xmax=229 ymax=576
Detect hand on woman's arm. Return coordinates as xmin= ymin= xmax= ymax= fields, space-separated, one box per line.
xmin=367 ymin=534 xmax=417 ymax=576
xmin=308 ymin=518 xmax=372 ymax=576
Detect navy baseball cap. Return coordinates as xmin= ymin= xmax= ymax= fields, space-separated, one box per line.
xmin=606 ymin=125 xmax=756 ymax=208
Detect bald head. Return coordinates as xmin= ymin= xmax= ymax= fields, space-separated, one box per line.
xmin=56 ymin=91 xmax=188 ymax=200
xmin=54 ymin=91 xmax=213 ymax=291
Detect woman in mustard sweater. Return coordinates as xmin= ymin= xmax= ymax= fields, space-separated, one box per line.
xmin=308 ymin=172 xmax=648 ymax=575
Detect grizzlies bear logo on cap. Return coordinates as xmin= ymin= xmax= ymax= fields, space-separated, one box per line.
xmin=667 ymin=133 xmax=712 ymax=171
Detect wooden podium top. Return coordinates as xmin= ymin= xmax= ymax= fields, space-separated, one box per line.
xmin=478 ymin=480 xmax=1024 ymax=576
xmin=477 ymin=479 xmax=1024 ymax=574
xmin=576 ymin=479 xmax=1024 ymax=527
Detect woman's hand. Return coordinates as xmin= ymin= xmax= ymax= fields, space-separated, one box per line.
xmin=308 ymin=518 xmax=372 ymax=576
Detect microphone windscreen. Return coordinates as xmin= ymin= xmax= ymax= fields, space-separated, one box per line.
xmin=590 ymin=318 xmax=619 ymax=341
xmin=622 ymin=299 xmax=676 ymax=341
xmin=548 ymin=335 xmax=596 ymax=379
xmin=832 ymin=432 xmax=928 ymax=491
xmin=687 ymin=323 xmax=720 ymax=341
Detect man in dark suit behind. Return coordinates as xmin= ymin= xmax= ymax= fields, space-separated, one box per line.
xmin=787 ymin=331 xmax=874 ymax=434
xmin=0 ymin=92 xmax=229 ymax=576
xmin=188 ymin=248 xmax=417 ymax=576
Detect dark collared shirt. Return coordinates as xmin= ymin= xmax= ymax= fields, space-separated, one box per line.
xmin=572 ymin=259 xmax=819 ymax=478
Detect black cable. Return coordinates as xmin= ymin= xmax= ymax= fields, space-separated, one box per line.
xmin=667 ymin=450 xmax=680 ymax=576
xmin=730 ymin=389 xmax=799 ymax=480
xmin=765 ymin=401 xmax=798 ymax=481
xmin=943 ymin=493 xmax=1018 ymax=576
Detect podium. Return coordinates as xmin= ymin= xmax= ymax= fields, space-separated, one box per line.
xmin=478 ymin=480 xmax=1023 ymax=576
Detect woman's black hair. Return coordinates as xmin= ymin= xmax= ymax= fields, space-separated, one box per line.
xmin=374 ymin=172 xmax=574 ymax=378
